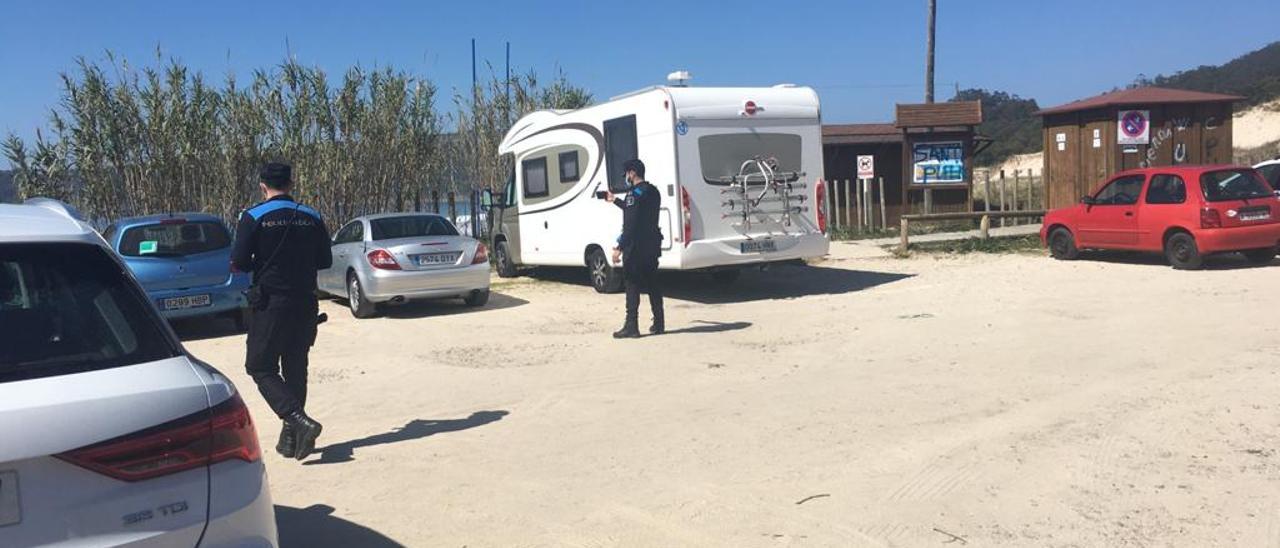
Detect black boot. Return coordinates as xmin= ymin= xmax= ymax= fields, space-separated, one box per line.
xmin=285 ymin=409 xmax=323 ymax=461
xmin=648 ymin=317 xmax=665 ymax=335
xmin=613 ymin=320 xmax=641 ymax=339
xmin=275 ymin=422 xmax=296 ymax=458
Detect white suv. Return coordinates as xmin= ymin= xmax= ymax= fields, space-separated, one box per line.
xmin=0 ymin=199 xmax=277 ymax=547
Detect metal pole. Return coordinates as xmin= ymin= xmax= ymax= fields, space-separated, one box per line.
xmin=847 ymin=180 xmax=855 ymax=232
xmin=505 ymin=41 xmax=511 ymax=127
xmin=448 ymin=191 xmax=457 ymax=225
xmin=925 ymin=0 xmax=937 ymax=103
xmin=879 ymin=176 xmax=888 ymax=231
xmin=853 ymin=179 xmax=862 ymax=232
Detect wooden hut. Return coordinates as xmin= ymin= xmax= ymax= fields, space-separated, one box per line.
xmin=1037 ymin=87 xmax=1242 ymax=209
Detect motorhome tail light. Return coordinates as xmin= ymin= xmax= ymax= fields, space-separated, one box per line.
xmin=1200 ymin=208 xmax=1222 ymax=229
xmin=681 ymin=186 xmax=693 ymax=247
xmin=57 ymin=393 xmax=261 ymax=482
xmin=742 ymin=100 xmax=758 ymax=116
xmin=816 ymin=179 xmax=828 ymax=234
xmin=367 ymin=249 xmax=401 ymax=270
xmin=471 ymin=243 xmax=489 ymax=265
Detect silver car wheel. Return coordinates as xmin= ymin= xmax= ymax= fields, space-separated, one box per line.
xmin=591 ymin=254 xmax=607 ymax=288
xmin=348 ymin=276 xmax=361 ymax=314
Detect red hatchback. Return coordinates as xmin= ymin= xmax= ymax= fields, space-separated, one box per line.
xmin=1041 ymin=165 xmax=1280 ymax=269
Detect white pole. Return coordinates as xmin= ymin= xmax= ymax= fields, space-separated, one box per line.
xmin=879 ymin=176 xmax=887 ymax=231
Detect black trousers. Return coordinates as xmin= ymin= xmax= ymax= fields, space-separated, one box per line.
xmin=245 ymin=295 xmax=319 ymax=418
xmin=623 ymin=252 xmax=663 ymax=325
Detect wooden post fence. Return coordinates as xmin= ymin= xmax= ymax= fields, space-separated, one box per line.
xmin=983 ymin=171 xmax=991 ymax=214
xmin=999 ymin=170 xmax=1007 ymax=227
xmin=1012 ymin=169 xmax=1021 ymax=226
xmin=896 ymin=210 xmax=1047 ymax=255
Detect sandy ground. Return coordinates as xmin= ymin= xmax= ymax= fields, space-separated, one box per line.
xmin=180 ymin=243 xmax=1280 ymax=547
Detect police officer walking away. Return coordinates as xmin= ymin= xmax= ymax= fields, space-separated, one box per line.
xmin=231 ymin=162 xmax=332 ymax=460
xmin=606 ymin=159 xmax=665 ymax=338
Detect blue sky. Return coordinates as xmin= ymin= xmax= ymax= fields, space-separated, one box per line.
xmin=2 ymin=0 xmax=1276 ymax=166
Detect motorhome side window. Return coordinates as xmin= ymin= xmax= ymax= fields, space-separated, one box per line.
xmin=604 ymin=115 xmax=638 ymax=193
xmin=698 ymin=133 xmax=802 ymax=185
xmin=559 ymin=151 xmax=580 ymax=183
xmin=522 ymin=156 xmax=549 ymax=198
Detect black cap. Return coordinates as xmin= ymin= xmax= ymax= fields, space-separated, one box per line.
xmin=622 ymin=158 xmax=645 ymax=179
xmin=260 ymin=162 xmax=292 ymax=189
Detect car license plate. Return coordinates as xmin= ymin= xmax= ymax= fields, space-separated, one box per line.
xmin=0 ymin=470 xmax=20 ymax=527
xmin=163 ymin=294 xmax=211 ymax=310
xmin=1240 ymin=212 xmax=1271 ymax=222
xmin=740 ymin=240 xmax=777 ymax=253
xmin=413 ymin=252 xmax=461 ymax=266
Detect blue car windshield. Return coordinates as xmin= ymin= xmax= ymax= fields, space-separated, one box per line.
xmin=119 ymin=221 xmax=231 ymax=257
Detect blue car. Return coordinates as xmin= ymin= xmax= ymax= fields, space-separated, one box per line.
xmin=102 ymin=213 xmax=250 ymax=327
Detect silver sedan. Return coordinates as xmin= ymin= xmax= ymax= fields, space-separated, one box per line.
xmin=318 ymin=213 xmax=491 ymax=318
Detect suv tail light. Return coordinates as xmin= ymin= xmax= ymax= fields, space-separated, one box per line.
xmin=57 ymin=393 xmax=261 ymax=482
xmin=472 ymin=243 xmax=489 ymax=265
xmin=816 ymin=179 xmax=828 ymax=234
xmin=229 ymin=260 xmax=242 ymax=274
xmin=367 ymin=249 xmax=401 ymax=270
xmin=681 ymin=187 xmax=693 ymax=247
xmin=1200 ymin=208 xmax=1222 ymax=229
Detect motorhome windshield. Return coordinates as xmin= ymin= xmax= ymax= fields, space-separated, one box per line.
xmin=698 ymin=133 xmax=801 ymax=185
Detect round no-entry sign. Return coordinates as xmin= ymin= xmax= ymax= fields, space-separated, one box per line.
xmin=1121 ymin=111 xmax=1146 ymax=136
xmin=1118 ymin=110 xmax=1150 ymax=145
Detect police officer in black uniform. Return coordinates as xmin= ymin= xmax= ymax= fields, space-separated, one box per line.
xmin=606 ymin=159 xmax=665 ymax=339
xmin=231 ymin=162 xmax=332 ymax=460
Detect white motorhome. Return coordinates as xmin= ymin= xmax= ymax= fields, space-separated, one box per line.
xmin=486 ymin=83 xmax=830 ymax=292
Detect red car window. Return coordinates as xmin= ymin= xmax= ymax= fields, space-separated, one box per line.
xmin=1094 ymin=175 xmax=1145 ymax=205
xmin=1146 ymin=175 xmax=1187 ymax=204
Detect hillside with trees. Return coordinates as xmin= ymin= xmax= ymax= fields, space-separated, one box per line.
xmin=1136 ymin=41 xmax=1280 ymax=107
xmin=950 ymin=89 xmax=1041 ymax=167
xmin=962 ymin=41 xmax=1280 ymax=168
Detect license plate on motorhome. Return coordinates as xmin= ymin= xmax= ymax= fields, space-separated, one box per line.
xmin=413 ymin=252 xmax=461 ymax=266
xmin=0 ymin=470 xmax=20 ymax=527
xmin=740 ymin=240 xmax=777 ymax=253
xmin=164 ymin=294 xmax=211 ymax=310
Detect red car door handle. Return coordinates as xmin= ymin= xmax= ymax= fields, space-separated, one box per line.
xmin=1124 ymin=211 xmax=1134 ymax=217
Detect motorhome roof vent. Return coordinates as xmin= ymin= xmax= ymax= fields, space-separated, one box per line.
xmin=667 ymin=70 xmax=692 ymax=87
